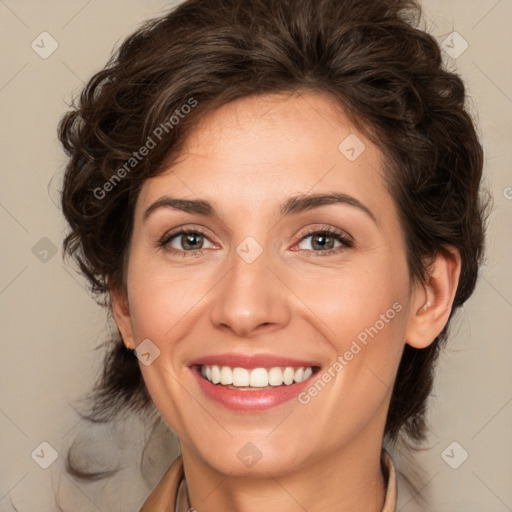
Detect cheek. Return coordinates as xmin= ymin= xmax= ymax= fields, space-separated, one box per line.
xmin=291 ymin=256 xmax=408 ymax=344
xmin=293 ymin=255 xmax=409 ymax=401
xmin=126 ymin=256 xmax=214 ymax=342
xmin=320 ymin=290 xmax=406 ymax=389
xmin=297 ymin=297 xmax=407 ymax=443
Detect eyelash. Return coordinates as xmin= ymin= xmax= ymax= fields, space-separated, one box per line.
xmin=158 ymin=226 xmax=354 ymax=257
xmin=296 ymin=227 xmax=354 ymax=256
xmin=158 ymin=227 xmax=212 ymax=258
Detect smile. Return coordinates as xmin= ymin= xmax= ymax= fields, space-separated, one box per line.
xmin=188 ymin=354 xmax=322 ymax=411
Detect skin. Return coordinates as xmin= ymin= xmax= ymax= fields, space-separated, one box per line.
xmin=111 ymin=91 xmax=461 ymax=512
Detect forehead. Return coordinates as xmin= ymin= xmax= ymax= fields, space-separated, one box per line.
xmin=178 ymin=91 xmax=365 ymax=166
xmin=136 ymin=91 xmax=391 ymax=221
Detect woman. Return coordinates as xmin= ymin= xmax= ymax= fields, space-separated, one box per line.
xmin=58 ymin=0 xmax=487 ymax=510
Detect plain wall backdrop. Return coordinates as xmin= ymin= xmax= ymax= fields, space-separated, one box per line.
xmin=0 ymin=1 xmax=511 ymax=511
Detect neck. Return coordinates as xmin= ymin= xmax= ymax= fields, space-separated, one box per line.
xmin=180 ymin=428 xmax=388 ymax=512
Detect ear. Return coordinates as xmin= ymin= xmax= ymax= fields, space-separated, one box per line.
xmin=405 ymin=246 xmax=462 ymax=349
xmin=109 ymin=286 xmax=136 ymax=350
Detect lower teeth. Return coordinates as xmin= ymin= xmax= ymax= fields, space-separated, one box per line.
xmin=224 ymin=384 xmax=285 ymax=390
xmin=205 ymin=380 xmax=288 ymax=390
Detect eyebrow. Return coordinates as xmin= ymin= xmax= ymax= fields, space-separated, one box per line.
xmin=143 ymin=192 xmax=377 ymax=224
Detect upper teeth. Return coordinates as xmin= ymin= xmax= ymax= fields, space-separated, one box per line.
xmin=201 ymin=365 xmax=314 ymax=387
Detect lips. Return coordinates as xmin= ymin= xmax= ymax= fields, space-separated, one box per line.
xmin=188 ymin=353 xmax=319 ymax=369
xmin=188 ymin=353 xmax=321 ymax=411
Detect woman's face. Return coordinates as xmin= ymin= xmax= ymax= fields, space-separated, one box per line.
xmin=114 ymin=92 xmax=422 ymax=477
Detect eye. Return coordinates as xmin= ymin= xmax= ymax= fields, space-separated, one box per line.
xmin=158 ymin=226 xmax=353 ymax=257
xmin=159 ymin=228 xmax=216 ymax=255
xmin=295 ymin=227 xmax=353 ymax=255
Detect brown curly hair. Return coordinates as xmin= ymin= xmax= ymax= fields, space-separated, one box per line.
xmin=58 ymin=0 xmax=487 ymax=458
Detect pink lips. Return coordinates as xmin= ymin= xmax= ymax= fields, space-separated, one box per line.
xmin=188 ymin=353 xmax=319 ymax=369
xmin=188 ymin=353 xmax=320 ymax=412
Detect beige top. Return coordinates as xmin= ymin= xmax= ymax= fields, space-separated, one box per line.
xmin=140 ymin=449 xmax=397 ymax=512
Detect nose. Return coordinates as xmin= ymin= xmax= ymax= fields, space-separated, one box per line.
xmin=209 ymin=242 xmax=291 ymax=338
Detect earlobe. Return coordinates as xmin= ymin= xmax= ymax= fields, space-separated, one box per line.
xmin=109 ymin=286 xmax=136 ymax=350
xmin=406 ymin=246 xmax=462 ymax=349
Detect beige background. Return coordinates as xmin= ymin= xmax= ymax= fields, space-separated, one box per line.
xmin=0 ymin=1 xmax=511 ymax=510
